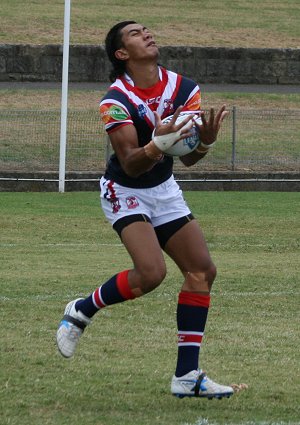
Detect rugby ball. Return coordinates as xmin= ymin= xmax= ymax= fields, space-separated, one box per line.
xmin=162 ymin=112 xmax=201 ymax=157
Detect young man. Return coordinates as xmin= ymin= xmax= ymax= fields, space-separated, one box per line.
xmin=56 ymin=21 xmax=234 ymax=399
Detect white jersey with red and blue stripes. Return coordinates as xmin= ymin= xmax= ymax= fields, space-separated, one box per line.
xmin=99 ymin=66 xmax=201 ymax=188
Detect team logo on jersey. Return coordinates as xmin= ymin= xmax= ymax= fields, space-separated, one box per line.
xmin=100 ymin=104 xmax=129 ymax=124
xmin=137 ymin=104 xmax=147 ymax=119
xmin=163 ymin=98 xmax=174 ymax=116
xmin=126 ymin=196 xmax=139 ymax=209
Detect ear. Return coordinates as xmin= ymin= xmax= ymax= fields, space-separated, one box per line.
xmin=115 ymin=48 xmax=129 ymax=61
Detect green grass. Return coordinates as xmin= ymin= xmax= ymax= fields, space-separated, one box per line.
xmin=2 ymin=90 xmax=300 ymax=111
xmin=1 ymin=0 xmax=300 ymax=47
xmin=1 ymin=191 xmax=300 ymax=425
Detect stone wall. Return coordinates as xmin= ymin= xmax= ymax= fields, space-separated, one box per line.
xmin=1 ymin=44 xmax=300 ymax=84
xmin=0 ymin=171 xmax=299 ymax=192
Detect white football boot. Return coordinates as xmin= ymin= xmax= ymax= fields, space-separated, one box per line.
xmin=56 ymin=298 xmax=91 ymax=358
xmin=171 ymin=369 xmax=234 ymax=399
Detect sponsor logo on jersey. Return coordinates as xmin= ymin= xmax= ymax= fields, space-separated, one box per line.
xmin=137 ymin=104 xmax=147 ymax=119
xmin=100 ymin=104 xmax=129 ymax=124
xmin=146 ymin=96 xmax=161 ymax=105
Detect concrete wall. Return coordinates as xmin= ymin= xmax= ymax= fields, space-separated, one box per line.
xmin=1 ymin=44 xmax=300 ymax=84
xmin=1 ymin=171 xmax=299 ymax=192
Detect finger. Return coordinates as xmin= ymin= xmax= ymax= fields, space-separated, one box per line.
xmin=220 ymin=110 xmax=229 ymax=122
xmin=180 ymin=124 xmax=193 ymax=133
xmin=199 ymin=110 xmax=207 ymax=127
xmin=215 ymin=104 xmax=227 ymax=123
xmin=171 ymin=105 xmax=184 ymax=123
xmin=215 ymin=110 xmax=229 ymax=131
xmin=178 ymin=130 xmax=193 ymax=141
xmin=176 ymin=114 xmax=194 ymax=132
xmin=153 ymin=111 xmax=162 ymax=126
xmin=215 ymin=105 xmax=228 ymax=130
xmin=208 ymin=107 xmax=215 ymax=126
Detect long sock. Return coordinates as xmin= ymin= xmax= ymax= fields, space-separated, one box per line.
xmin=75 ymin=270 xmax=136 ymax=318
xmin=175 ymin=291 xmax=210 ymax=377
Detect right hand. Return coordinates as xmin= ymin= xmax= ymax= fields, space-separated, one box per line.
xmin=152 ymin=106 xmax=194 ymax=152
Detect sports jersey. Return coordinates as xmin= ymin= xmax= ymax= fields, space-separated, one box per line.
xmin=99 ymin=66 xmax=201 ymax=188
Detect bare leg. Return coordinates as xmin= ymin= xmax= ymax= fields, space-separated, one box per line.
xmin=121 ymin=221 xmax=167 ymax=296
xmin=164 ymin=219 xmax=216 ymax=376
xmin=164 ymin=220 xmax=216 ymax=293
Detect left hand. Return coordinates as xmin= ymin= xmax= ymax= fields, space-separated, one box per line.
xmin=195 ymin=104 xmax=229 ymax=147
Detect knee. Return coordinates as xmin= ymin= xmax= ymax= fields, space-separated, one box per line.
xmin=136 ymin=263 xmax=167 ymax=294
xmin=183 ymin=261 xmax=217 ymax=292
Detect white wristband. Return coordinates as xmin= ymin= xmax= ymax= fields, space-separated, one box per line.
xmin=200 ymin=141 xmax=216 ymax=149
xmin=152 ymin=130 xmax=181 ymax=152
xmin=152 ymin=117 xmax=194 ymax=152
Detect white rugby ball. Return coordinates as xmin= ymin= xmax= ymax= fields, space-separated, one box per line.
xmin=162 ymin=112 xmax=201 ymax=157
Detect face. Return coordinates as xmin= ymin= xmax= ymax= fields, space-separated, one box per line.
xmin=115 ymin=23 xmax=159 ymax=62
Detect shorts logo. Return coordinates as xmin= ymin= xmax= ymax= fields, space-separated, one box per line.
xmin=126 ymin=196 xmax=139 ymax=209
xmin=111 ymin=199 xmax=121 ymax=214
xmin=100 ymin=104 xmax=129 ymax=124
xmin=104 ymin=180 xmax=121 ymax=213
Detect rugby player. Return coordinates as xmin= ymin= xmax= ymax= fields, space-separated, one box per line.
xmin=57 ymin=21 xmax=233 ymax=400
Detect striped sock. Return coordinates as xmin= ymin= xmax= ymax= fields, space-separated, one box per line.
xmin=175 ymin=291 xmax=210 ymax=377
xmin=75 ymin=270 xmax=136 ymax=318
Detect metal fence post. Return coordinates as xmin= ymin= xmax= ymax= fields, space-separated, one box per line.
xmin=231 ymin=106 xmax=237 ymax=171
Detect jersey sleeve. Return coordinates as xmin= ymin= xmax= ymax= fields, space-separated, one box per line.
xmin=99 ymin=96 xmax=133 ymax=134
xmin=182 ymin=85 xmax=201 ymax=113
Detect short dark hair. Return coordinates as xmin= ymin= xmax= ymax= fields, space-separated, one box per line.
xmin=105 ymin=21 xmax=137 ymax=82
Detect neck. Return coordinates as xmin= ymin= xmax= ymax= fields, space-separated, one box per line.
xmin=126 ymin=62 xmax=159 ymax=88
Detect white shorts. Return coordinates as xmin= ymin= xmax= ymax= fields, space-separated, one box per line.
xmin=100 ymin=175 xmax=191 ymax=228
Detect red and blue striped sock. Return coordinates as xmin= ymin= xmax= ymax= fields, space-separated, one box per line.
xmin=175 ymin=291 xmax=210 ymax=377
xmin=75 ymin=270 xmax=136 ymax=318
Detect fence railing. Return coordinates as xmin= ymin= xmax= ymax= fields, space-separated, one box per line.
xmin=0 ymin=108 xmax=299 ymax=176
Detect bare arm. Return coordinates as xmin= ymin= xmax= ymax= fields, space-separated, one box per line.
xmin=109 ymin=124 xmax=159 ymax=178
xmin=109 ymin=106 xmax=194 ymax=178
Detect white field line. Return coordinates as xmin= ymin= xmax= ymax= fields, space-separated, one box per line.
xmin=1 ymin=242 xmax=298 ymax=250
xmin=182 ymin=419 xmax=300 ymax=425
xmin=0 ymin=294 xmax=81 ymax=301
xmin=216 ymin=290 xmax=300 ymax=296
xmin=0 ymin=242 xmax=123 ymax=247
xmin=1 ymin=291 xmax=299 ymax=302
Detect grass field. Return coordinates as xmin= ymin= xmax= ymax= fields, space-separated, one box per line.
xmin=1 ymin=90 xmax=299 ymax=173
xmin=1 ymin=0 xmax=300 ymax=47
xmin=1 ymin=89 xmax=300 ymax=111
xmin=0 ymin=191 xmax=299 ymax=425
xmin=1 ymin=2 xmax=300 ymax=423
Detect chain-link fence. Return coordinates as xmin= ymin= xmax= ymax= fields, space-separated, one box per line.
xmin=0 ymin=108 xmax=299 ymax=175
